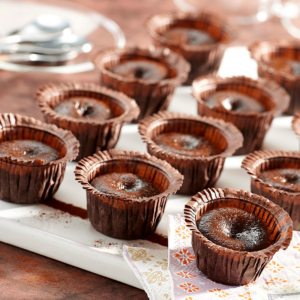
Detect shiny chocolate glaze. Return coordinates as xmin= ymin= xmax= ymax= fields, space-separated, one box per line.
xmin=91 ymin=172 xmax=160 ymax=199
xmin=162 ymin=27 xmax=216 ymax=45
xmin=112 ymin=58 xmax=169 ymax=81
xmin=54 ymin=97 xmax=114 ymax=121
xmin=206 ymin=91 xmax=266 ymax=113
xmin=153 ymin=132 xmax=218 ymax=156
xmin=268 ymin=57 xmax=300 ymax=75
xmin=198 ymin=207 xmax=271 ymax=251
xmin=0 ymin=140 xmax=59 ymax=163
xmin=259 ymin=168 xmax=300 ymax=193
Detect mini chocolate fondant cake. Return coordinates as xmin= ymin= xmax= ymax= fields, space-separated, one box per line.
xmin=198 ymin=207 xmax=271 ymax=251
xmin=36 ymin=83 xmax=139 ymax=160
xmin=0 ymin=113 xmax=79 ymax=204
xmin=242 ymin=150 xmax=300 ymax=230
xmin=184 ymin=188 xmax=293 ymax=285
xmin=259 ymin=168 xmax=300 ymax=193
xmin=206 ymin=91 xmax=267 ymax=114
xmin=162 ymin=27 xmax=216 ymax=46
xmin=93 ymin=47 xmax=189 ymax=122
xmin=111 ymin=58 xmax=169 ymax=81
xmin=75 ymin=150 xmax=183 ymax=240
xmin=153 ymin=133 xmax=218 ymax=156
xmin=249 ymin=40 xmax=300 ymax=115
xmin=146 ymin=12 xmax=235 ymax=84
xmin=139 ymin=111 xmax=243 ymax=195
xmin=268 ymin=57 xmax=300 ymax=75
xmin=193 ymin=76 xmax=289 ymax=155
xmin=0 ymin=140 xmax=59 ymax=163
xmin=91 ymin=172 xmax=160 ymax=199
xmin=54 ymin=97 xmax=114 ymax=121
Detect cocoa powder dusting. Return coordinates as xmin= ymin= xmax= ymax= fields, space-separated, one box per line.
xmin=45 ymin=197 xmax=88 ymax=220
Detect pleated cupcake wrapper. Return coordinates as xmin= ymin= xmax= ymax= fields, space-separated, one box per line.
xmin=242 ymin=150 xmax=300 ymax=230
xmin=0 ymin=113 xmax=79 ymax=204
xmin=292 ymin=113 xmax=300 ymax=140
xmin=249 ymin=39 xmax=300 ymax=115
xmin=184 ymin=188 xmax=293 ymax=286
xmin=146 ymin=11 xmax=236 ymax=85
xmin=192 ymin=75 xmax=290 ymax=155
xmin=75 ymin=149 xmax=183 ymax=240
xmin=138 ymin=111 xmax=243 ymax=195
xmin=35 ymin=82 xmax=140 ymax=161
xmin=93 ymin=46 xmax=190 ymax=122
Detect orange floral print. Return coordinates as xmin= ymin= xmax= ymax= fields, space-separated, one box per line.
xmin=208 ymin=288 xmax=230 ymax=298
xmin=176 ymin=271 xmax=197 ymax=279
xmin=293 ymin=243 xmax=300 ymax=252
xmin=266 ymin=277 xmax=287 ymax=284
xmin=244 ymin=282 xmax=257 ymax=288
xmin=173 ymin=249 xmax=195 ymax=266
xmin=266 ymin=261 xmax=284 ymax=273
xmin=175 ymin=225 xmax=192 ymax=240
xmin=239 ymin=292 xmax=252 ymax=300
xmin=178 ymin=282 xmax=200 ymax=293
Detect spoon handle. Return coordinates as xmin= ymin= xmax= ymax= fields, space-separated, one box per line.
xmin=0 ymin=31 xmax=70 ymax=45
xmin=0 ymin=51 xmax=78 ymax=63
xmin=0 ymin=43 xmax=75 ymax=55
xmin=0 ymin=35 xmax=22 ymax=45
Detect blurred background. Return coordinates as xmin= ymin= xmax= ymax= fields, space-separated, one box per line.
xmin=0 ymin=0 xmax=298 ymax=94
xmin=1 ymin=1 xmax=300 ymax=299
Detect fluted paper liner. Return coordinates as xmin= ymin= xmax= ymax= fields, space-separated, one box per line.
xmin=75 ymin=149 xmax=183 ymax=240
xmin=249 ymin=39 xmax=300 ymax=115
xmin=0 ymin=113 xmax=79 ymax=204
xmin=93 ymin=46 xmax=190 ymax=122
xmin=35 ymin=82 xmax=140 ymax=160
xmin=292 ymin=113 xmax=300 ymax=140
xmin=193 ymin=76 xmax=290 ymax=155
xmin=242 ymin=150 xmax=300 ymax=230
xmin=138 ymin=111 xmax=243 ymax=195
xmin=146 ymin=11 xmax=236 ymax=85
xmin=184 ymin=188 xmax=293 ymax=286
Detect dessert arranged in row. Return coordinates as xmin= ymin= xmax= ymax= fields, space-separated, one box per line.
xmin=0 ymin=111 xmax=295 ymax=286
xmin=1 ymin=85 xmax=299 ymax=287
xmin=2 ymin=9 xmax=300 ymax=288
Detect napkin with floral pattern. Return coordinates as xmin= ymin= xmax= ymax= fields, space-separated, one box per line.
xmin=123 ymin=245 xmax=171 ymax=300
xmin=123 ymin=215 xmax=300 ymax=300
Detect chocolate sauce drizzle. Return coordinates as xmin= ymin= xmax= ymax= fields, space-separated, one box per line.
xmin=45 ymin=197 xmax=168 ymax=247
xmin=45 ymin=198 xmax=88 ymax=220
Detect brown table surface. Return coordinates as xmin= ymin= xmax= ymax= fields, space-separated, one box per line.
xmin=0 ymin=0 xmax=295 ymax=299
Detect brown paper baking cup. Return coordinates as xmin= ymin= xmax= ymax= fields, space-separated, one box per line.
xmin=93 ymin=46 xmax=190 ymax=122
xmin=75 ymin=149 xmax=183 ymax=240
xmin=184 ymin=188 xmax=293 ymax=285
xmin=138 ymin=111 xmax=243 ymax=195
xmin=192 ymin=76 xmax=290 ymax=155
xmin=0 ymin=113 xmax=79 ymax=204
xmin=35 ymin=82 xmax=139 ymax=161
xmin=249 ymin=39 xmax=300 ymax=115
xmin=242 ymin=150 xmax=300 ymax=230
xmin=292 ymin=113 xmax=300 ymax=140
xmin=146 ymin=11 xmax=236 ymax=85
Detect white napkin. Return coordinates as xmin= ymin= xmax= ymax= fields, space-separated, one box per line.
xmin=123 ymin=245 xmax=171 ymax=300
xmin=124 ymin=215 xmax=300 ymax=300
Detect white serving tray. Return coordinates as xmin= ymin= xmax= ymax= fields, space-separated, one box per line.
xmin=0 ymin=47 xmax=298 ymax=290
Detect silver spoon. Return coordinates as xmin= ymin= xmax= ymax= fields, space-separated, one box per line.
xmin=0 ymin=34 xmax=92 ymax=55
xmin=0 ymin=14 xmax=71 ymax=45
xmin=36 ymin=34 xmax=92 ymax=53
xmin=0 ymin=51 xmax=78 ymax=64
